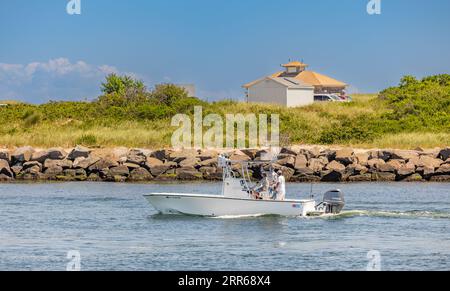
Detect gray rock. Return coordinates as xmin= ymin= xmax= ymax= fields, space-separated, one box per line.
xmin=354 ymin=152 xmax=369 ymax=166
xmin=321 ymin=170 xmax=343 ymax=182
xmin=325 ymin=161 xmax=346 ymax=172
xmin=176 ymin=167 xmax=203 ymax=180
xmin=367 ymin=159 xmax=386 ymax=169
xmin=23 ymin=161 xmax=42 ymax=172
xmin=416 ymin=156 xmax=443 ymax=169
xmin=377 ymin=163 xmax=396 ymax=173
xmin=11 ymin=146 xmax=35 ymax=163
xmin=438 ymin=148 xmax=450 ymax=161
xmin=402 ymin=173 xmax=423 ymax=182
xmin=308 ymin=158 xmax=325 ymax=173
xmin=369 ymin=150 xmax=392 ymax=161
xmin=150 ymin=165 xmax=171 ymax=177
xmin=88 ymin=158 xmax=119 ymax=172
xmin=280 ymin=147 xmax=297 ymax=156
xmin=44 ymin=166 xmax=64 ymax=176
xmin=391 ymin=150 xmax=419 ymax=161
xmin=199 ymin=158 xmax=218 ymax=167
xmin=145 ymin=157 xmax=164 ymax=168
xmin=150 ymin=150 xmax=169 ymax=161
xmin=0 ymin=150 xmax=10 ymax=162
xmin=430 ymin=175 xmax=450 ymax=182
xmin=0 ymin=173 xmax=12 ymax=181
xmin=335 ymin=148 xmax=354 ymax=166
xmin=277 ymin=156 xmax=296 ymax=168
xmin=294 ymin=154 xmax=308 ymax=169
xmin=124 ymin=162 xmax=142 ymax=170
xmin=372 ymin=172 xmax=396 ymax=182
xmin=44 ymin=159 xmax=73 ymax=169
xmin=73 ymin=156 xmax=100 ymax=169
xmin=110 ymin=165 xmax=130 ymax=177
xmin=348 ymin=174 xmax=372 ymax=182
xmin=436 ymin=164 xmax=450 ymax=175
xmin=128 ymin=167 xmax=153 ymax=181
xmin=240 ymin=149 xmax=259 ymax=159
xmin=64 ymin=169 xmax=87 ymax=181
xmin=68 ymin=146 xmax=91 ymax=160
xmin=127 ymin=150 xmax=147 ymax=165
xmin=11 ymin=165 xmax=23 ymax=176
xmin=47 ymin=148 xmax=67 ymax=160
xmin=198 ymin=150 xmax=219 ymax=161
xmin=0 ymin=159 xmax=13 ymax=177
xmin=179 ymin=157 xmax=201 ymax=168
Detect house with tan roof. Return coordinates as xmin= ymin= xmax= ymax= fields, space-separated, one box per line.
xmin=243 ymin=60 xmax=347 ymax=107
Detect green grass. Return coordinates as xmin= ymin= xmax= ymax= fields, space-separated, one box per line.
xmin=1 ymin=74 xmax=449 ymax=150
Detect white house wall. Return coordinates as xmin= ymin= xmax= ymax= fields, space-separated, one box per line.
xmin=248 ymin=79 xmax=287 ymax=106
xmin=286 ymin=88 xmax=314 ymax=107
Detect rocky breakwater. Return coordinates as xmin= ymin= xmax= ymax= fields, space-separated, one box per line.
xmin=0 ymin=146 xmax=450 ymax=183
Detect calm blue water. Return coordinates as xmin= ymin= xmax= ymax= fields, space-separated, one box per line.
xmin=0 ymin=182 xmax=449 ymax=271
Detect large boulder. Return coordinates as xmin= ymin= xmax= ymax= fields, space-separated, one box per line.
xmin=23 ymin=161 xmax=42 ymax=172
xmin=354 ymin=151 xmax=369 ymax=166
xmin=145 ymin=157 xmax=164 ymax=168
xmin=321 ymin=170 xmax=343 ymax=182
xmin=149 ymin=165 xmax=171 ymax=177
xmin=371 ymin=172 xmax=396 ymax=182
xmin=369 ymin=150 xmax=392 ymax=161
xmin=349 ymin=174 xmax=372 ymax=182
xmin=11 ymin=146 xmax=35 ymax=163
xmin=63 ymin=169 xmax=87 ymax=181
xmin=44 ymin=166 xmax=64 ymax=177
xmin=436 ymin=164 xmax=450 ymax=175
xmin=169 ymin=149 xmax=198 ymax=163
xmin=402 ymin=173 xmax=424 ymax=182
xmin=128 ymin=167 xmax=153 ymax=181
xmin=277 ymin=156 xmax=296 ymax=168
xmin=179 ymin=157 xmax=201 ymax=168
xmin=127 ymin=149 xmax=147 ymax=165
xmin=150 ymin=150 xmax=170 ymax=161
xmin=44 ymin=159 xmax=73 ymax=169
xmin=31 ymin=148 xmax=67 ymax=164
xmin=0 ymin=150 xmax=10 ymax=162
xmin=308 ymin=158 xmax=326 ymax=173
xmin=430 ymin=175 xmax=450 ymax=182
xmin=335 ymin=148 xmax=354 ymax=166
xmin=325 ymin=161 xmax=346 ymax=172
xmin=416 ymin=156 xmax=443 ymax=169
xmin=199 ymin=158 xmax=218 ymax=167
xmin=198 ymin=150 xmax=219 ymax=161
xmin=176 ymin=167 xmax=203 ymax=180
xmin=240 ymin=149 xmax=259 ymax=160
xmin=294 ymin=154 xmax=308 ymax=169
xmin=367 ymin=159 xmax=386 ymax=170
xmin=88 ymin=158 xmax=119 ymax=172
xmin=110 ymin=165 xmax=130 ymax=177
xmin=73 ymin=156 xmax=100 ymax=169
xmin=68 ymin=146 xmax=91 ymax=160
xmin=391 ymin=150 xmax=419 ymax=162
xmin=0 ymin=159 xmax=13 ymax=177
xmin=438 ymin=148 xmax=450 ymax=161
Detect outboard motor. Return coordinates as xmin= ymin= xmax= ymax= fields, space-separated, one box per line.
xmin=322 ymin=190 xmax=345 ymax=214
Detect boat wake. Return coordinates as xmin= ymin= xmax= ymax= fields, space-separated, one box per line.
xmin=210 ymin=210 xmax=450 ymax=220
xmin=317 ymin=210 xmax=450 ymax=220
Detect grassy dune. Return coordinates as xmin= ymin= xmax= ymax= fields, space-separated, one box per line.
xmin=0 ymin=93 xmax=448 ymax=150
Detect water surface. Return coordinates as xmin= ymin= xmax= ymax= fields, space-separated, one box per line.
xmin=0 ymin=182 xmax=449 ymax=271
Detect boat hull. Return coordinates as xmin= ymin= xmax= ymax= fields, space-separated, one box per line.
xmin=144 ymin=193 xmax=317 ymax=217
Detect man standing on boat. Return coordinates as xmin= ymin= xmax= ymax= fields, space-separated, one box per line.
xmin=276 ymin=170 xmax=286 ymax=201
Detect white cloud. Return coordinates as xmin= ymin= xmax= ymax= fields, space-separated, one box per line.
xmin=0 ymin=58 xmax=142 ymax=103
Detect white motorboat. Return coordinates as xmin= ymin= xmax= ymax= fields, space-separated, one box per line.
xmin=144 ymin=156 xmax=345 ymax=217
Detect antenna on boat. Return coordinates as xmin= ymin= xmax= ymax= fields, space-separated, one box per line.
xmin=309 ymin=183 xmax=314 ymax=199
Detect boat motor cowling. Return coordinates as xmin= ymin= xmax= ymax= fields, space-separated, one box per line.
xmin=322 ymin=190 xmax=345 ymax=214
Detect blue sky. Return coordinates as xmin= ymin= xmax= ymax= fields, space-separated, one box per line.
xmin=1 ymin=0 xmax=450 ymax=103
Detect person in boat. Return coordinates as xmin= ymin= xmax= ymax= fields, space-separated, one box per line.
xmin=275 ymin=170 xmax=286 ymax=201
xmin=269 ymin=169 xmax=278 ymax=199
xmin=253 ymin=172 xmax=270 ymax=199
